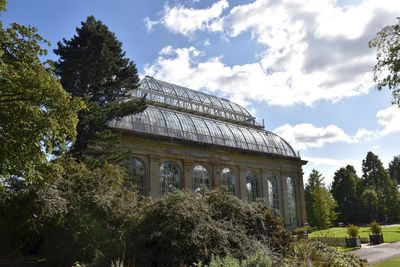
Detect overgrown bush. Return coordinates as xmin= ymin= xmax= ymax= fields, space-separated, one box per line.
xmin=196 ymin=251 xmax=273 ymax=267
xmin=0 ymin=157 xmax=139 ymax=266
xmin=288 ymin=240 xmax=368 ymax=267
xmin=127 ymin=190 xmax=286 ymax=266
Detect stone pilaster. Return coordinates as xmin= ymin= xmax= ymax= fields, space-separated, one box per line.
xmin=149 ymin=156 xmax=160 ymax=198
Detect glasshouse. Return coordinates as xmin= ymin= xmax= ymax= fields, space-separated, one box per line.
xmin=109 ymin=76 xmax=307 ymax=227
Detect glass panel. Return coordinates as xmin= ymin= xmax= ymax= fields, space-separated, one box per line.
xmin=162 ymin=110 xmax=183 ymax=138
xmin=286 ymin=177 xmax=298 ymax=226
xmin=216 ymin=122 xmax=237 ymax=147
xmin=229 ymin=126 xmax=249 ymax=150
xmin=192 ymin=164 xmax=211 ymax=192
xmin=190 ymin=117 xmax=212 ymax=143
xmin=267 ymin=176 xmax=279 ymax=210
xmin=124 ymin=158 xmax=146 ymax=194
xmin=205 ymin=121 xmax=225 ymax=146
xmin=160 ymin=161 xmax=181 ymax=194
xmin=221 ymin=167 xmax=236 ymax=195
xmin=246 ymin=170 xmax=259 ymax=202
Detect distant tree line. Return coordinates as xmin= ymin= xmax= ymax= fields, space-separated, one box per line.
xmin=305 ymin=152 xmax=400 ymax=229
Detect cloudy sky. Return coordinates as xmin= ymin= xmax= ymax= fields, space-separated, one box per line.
xmin=4 ymin=0 xmax=400 ymax=185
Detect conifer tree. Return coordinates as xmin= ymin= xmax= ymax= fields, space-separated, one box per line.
xmin=54 ymin=16 xmax=145 ymax=157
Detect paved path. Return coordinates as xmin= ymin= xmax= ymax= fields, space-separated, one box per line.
xmin=352 ymin=242 xmax=400 ymax=265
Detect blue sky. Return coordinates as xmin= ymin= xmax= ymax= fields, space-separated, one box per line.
xmin=3 ymin=0 xmax=400 ymax=185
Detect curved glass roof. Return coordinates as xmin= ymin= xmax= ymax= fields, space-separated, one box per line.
xmin=129 ymin=76 xmax=262 ymax=128
xmin=109 ymin=105 xmax=298 ymax=158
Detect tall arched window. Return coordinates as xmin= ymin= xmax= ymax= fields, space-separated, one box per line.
xmin=192 ymin=164 xmax=210 ymax=192
xmin=160 ymin=161 xmax=181 ymax=195
xmin=286 ymin=177 xmax=298 ymax=226
xmin=267 ymin=176 xmax=279 ymax=210
xmin=125 ymin=158 xmax=146 ymax=194
xmin=246 ymin=170 xmax=259 ymax=201
xmin=221 ymin=167 xmax=236 ymax=195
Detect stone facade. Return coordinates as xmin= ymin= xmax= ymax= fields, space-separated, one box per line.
xmin=118 ymin=133 xmax=308 ymax=227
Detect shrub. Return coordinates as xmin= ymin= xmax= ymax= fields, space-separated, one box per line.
xmin=196 ymin=251 xmax=272 ymax=267
xmin=370 ymin=221 xmax=382 ymax=235
xmin=126 ymin=190 xmax=287 ymax=266
xmin=347 ymin=224 xmax=359 ymax=238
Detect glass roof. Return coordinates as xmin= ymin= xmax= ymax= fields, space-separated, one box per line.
xmin=129 ymin=76 xmax=262 ymax=128
xmin=109 ymin=105 xmax=298 ymax=158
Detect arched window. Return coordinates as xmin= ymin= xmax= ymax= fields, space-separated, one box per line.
xmin=286 ymin=177 xmax=298 ymax=226
xmin=192 ymin=164 xmax=211 ymax=192
xmin=267 ymin=176 xmax=279 ymax=210
xmin=221 ymin=167 xmax=236 ymax=195
xmin=125 ymin=158 xmax=146 ymax=194
xmin=246 ymin=170 xmax=259 ymax=201
xmin=160 ymin=161 xmax=181 ymax=195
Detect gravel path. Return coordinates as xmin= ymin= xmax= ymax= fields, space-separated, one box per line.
xmin=352 ymin=242 xmax=400 ymax=265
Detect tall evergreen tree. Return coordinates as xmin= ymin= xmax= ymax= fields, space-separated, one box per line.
xmin=389 ymin=155 xmax=400 ymax=184
xmin=54 ymin=16 xmax=145 ymax=157
xmin=360 ymin=152 xmax=400 ymax=223
xmin=331 ymin=165 xmax=360 ymax=224
xmin=305 ymin=170 xmax=337 ymax=229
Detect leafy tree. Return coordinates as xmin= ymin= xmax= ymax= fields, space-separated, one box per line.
xmin=54 ymin=16 xmax=145 ymax=157
xmin=305 ymin=170 xmax=337 ymax=229
xmin=389 ymin=155 xmax=400 ymax=183
xmin=360 ymin=151 xmax=400 ymax=222
xmin=331 ymin=165 xmax=360 ymax=224
xmin=0 ymin=1 xmax=84 ymax=180
xmin=369 ymin=21 xmax=400 ymax=106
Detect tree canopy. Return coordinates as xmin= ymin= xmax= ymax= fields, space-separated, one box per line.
xmin=0 ymin=4 xmax=84 ymax=180
xmin=331 ymin=165 xmax=360 ymax=224
xmin=369 ymin=21 xmax=400 ymax=106
xmin=54 ymin=16 xmax=145 ymax=156
xmin=389 ymin=155 xmax=400 ymax=184
xmin=305 ymin=170 xmax=337 ymax=229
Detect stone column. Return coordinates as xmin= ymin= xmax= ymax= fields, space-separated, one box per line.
xmin=183 ymin=160 xmax=194 ymax=191
xmin=239 ymin=167 xmax=248 ymax=201
xmin=261 ymin=168 xmax=269 ymax=201
xmin=149 ymin=156 xmax=160 ymax=198
xmin=297 ymin=169 xmax=308 ymax=226
xmin=279 ymin=172 xmax=287 ymax=223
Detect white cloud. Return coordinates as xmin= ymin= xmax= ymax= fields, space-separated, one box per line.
xmin=145 ymin=0 xmax=400 ymax=106
xmin=355 ymin=105 xmax=400 ymax=140
xmin=270 ymin=105 xmax=400 ymax=151
xmin=159 ymin=0 xmax=228 ymax=35
xmin=303 ymin=156 xmax=359 ymax=169
xmin=273 ymin=123 xmax=353 ymax=150
xmin=143 ymin=17 xmax=159 ymax=33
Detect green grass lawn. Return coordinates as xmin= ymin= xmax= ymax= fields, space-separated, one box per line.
xmin=372 ymin=256 xmax=400 ymax=267
xmin=308 ymin=225 xmax=400 ymax=243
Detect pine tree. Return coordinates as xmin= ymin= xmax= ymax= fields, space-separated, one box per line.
xmin=54 ymin=16 xmax=145 ymax=157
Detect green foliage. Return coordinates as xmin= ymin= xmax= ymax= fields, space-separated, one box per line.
xmin=128 ymin=190 xmax=291 ymax=266
xmin=389 ymin=155 xmax=400 ymax=184
xmin=196 ymin=251 xmax=273 ymax=267
xmin=290 ymin=240 xmax=368 ymax=267
xmin=331 ymin=165 xmax=360 ymax=224
xmin=0 ymin=10 xmax=84 ymax=180
xmin=370 ymin=221 xmax=382 ymax=235
xmin=0 ymin=157 xmax=138 ymax=265
xmin=305 ymin=170 xmax=337 ymax=229
xmin=54 ymin=16 xmax=145 ymax=156
xmin=360 ymin=152 xmax=400 ymax=223
xmin=347 ymin=224 xmax=359 ymax=238
xmin=369 ymin=22 xmax=400 ymax=106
